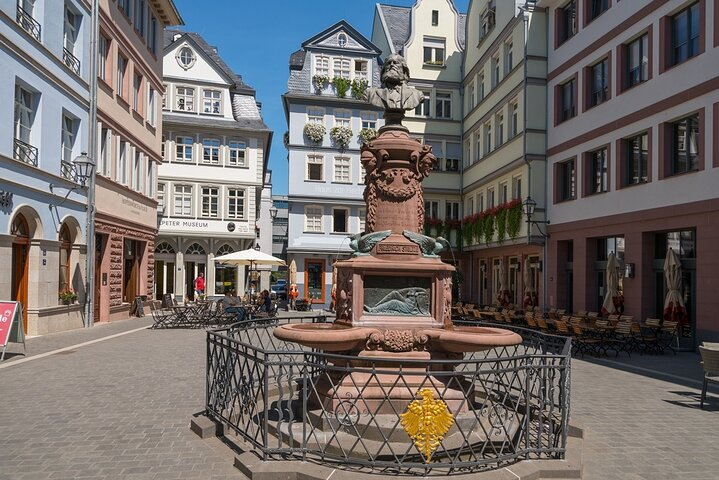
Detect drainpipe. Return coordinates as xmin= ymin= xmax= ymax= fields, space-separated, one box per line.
xmin=84 ymin=0 xmax=99 ymax=328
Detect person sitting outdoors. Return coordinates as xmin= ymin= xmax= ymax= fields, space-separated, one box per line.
xmin=222 ymin=290 xmax=245 ymax=322
xmin=260 ymin=289 xmax=273 ymax=314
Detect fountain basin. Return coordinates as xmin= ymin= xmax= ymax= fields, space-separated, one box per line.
xmin=273 ymin=323 xmax=375 ymax=352
xmin=424 ymin=326 xmax=523 ymax=353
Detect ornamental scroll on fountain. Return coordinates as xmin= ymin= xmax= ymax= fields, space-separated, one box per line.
xmin=274 ymin=55 xmax=521 ymax=418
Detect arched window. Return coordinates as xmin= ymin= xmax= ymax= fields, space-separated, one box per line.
xmin=59 ymin=224 xmax=72 ymax=293
xmin=216 ymin=244 xmax=234 ymax=256
xmin=11 ymin=214 xmax=29 ymax=238
xmin=185 ymin=243 xmax=206 ymax=255
xmin=155 ymin=241 xmax=175 ymax=254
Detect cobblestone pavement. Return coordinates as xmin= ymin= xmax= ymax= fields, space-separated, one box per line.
xmin=1 ymin=319 xmax=718 ymax=479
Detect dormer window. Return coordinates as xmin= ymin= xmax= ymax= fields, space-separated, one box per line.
xmin=338 ymin=33 xmax=348 ymax=47
xmin=176 ymin=46 xmax=196 ymax=70
xmin=203 ymin=89 xmax=222 ymax=115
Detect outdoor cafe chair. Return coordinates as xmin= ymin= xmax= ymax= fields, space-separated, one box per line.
xmin=570 ymin=323 xmax=604 ymax=357
xmin=612 ymin=321 xmax=638 ymax=357
xmin=631 ymin=321 xmax=660 ymax=355
xmin=149 ymin=302 xmax=177 ymax=329
xmin=699 ymin=345 xmax=719 ymax=409
xmin=554 ymin=320 xmax=571 ymax=337
xmin=658 ymin=321 xmax=680 ymax=355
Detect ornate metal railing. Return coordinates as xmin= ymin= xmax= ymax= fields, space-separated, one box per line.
xmin=60 ymin=160 xmax=76 ymax=181
xmin=206 ymin=316 xmax=571 ymax=474
xmin=13 ymin=138 xmax=38 ymax=166
xmin=16 ymin=5 xmax=41 ymax=41
xmin=63 ymin=47 xmax=81 ymax=76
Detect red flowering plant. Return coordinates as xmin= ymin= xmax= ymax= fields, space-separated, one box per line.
xmin=424 ymin=217 xmax=443 ymax=235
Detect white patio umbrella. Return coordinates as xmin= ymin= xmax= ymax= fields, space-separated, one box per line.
xmin=601 ymin=252 xmax=620 ymax=315
xmin=497 ymin=260 xmax=509 ymax=306
xmin=663 ymin=247 xmax=686 ymax=323
xmin=215 ymin=248 xmax=286 ymax=297
xmin=523 ymin=257 xmax=533 ymax=307
xmin=289 ymin=259 xmax=297 ymax=285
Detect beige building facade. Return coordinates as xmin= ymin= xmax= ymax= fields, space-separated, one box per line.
xmin=94 ymin=0 xmax=182 ymax=322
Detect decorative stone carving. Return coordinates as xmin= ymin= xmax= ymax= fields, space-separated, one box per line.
xmin=365 ymin=329 xmax=430 ymax=352
xmin=365 ymin=54 xmax=425 ymax=125
xmin=402 ymin=230 xmax=449 ymax=257
xmin=348 ymin=230 xmax=392 ymax=255
xmin=364 ymin=287 xmax=431 ymax=316
xmin=335 ymin=269 xmax=353 ymax=322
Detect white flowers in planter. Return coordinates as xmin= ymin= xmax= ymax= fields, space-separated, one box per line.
xmin=304 ymin=123 xmax=326 ymax=143
xmin=330 ymin=126 xmax=353 ymax=149
xmin=358 ymin=128 xmax=377 ymax=144
xmin=312 ymin=75 xmax=330 ymax=93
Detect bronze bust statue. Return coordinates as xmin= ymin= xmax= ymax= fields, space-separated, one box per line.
xmin=366 ymin=54 xmax=424 ymax=124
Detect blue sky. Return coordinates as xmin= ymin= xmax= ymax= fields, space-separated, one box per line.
xmin=172 ymin=0 xmax=470 ymax=195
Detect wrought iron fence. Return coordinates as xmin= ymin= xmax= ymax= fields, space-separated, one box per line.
xmin=63 ymin=47 xmax=81 ymax=76
xmin=206 ymin=316 xmax=571 ymax=474
xmin=60 ymin=160 xmax=76 ymax=181
xmin=16 ymin=5 xmax=41 ymax=41
xmin=13 ymin=138 xmax=38 ymax=166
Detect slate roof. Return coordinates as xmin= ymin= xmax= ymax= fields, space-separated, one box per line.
xmin=163 ymin=29 xmax=253 ymax=93
xmin=163 ymin=113 xmax=270 ymax=132
xmin=289 ymin=49 xmax=305 ymax=70
xmin=377 ymin=4 xmax=466 ymax=53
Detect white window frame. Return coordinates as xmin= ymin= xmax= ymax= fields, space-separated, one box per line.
xmin=504 ymin=40 xmax=513 ymax=74
xmin=333 ymin=156 xmax=351 ymax=183
xmin=436 ymin=92 xmax=451 ymax=119
xmin=200 ymin=186 xmax=219 ymax=218
xmin=332 ymin=57 xmax=351 ymax=79
xmin=332 ymin=207 xmax=349 ymax=233
xmin=175 ymin=85 xmax=195 ymax=112
xmin=425 ymin=200 xmax=439 ymax=219
xmin=173 ymin=184 xmax=193 ymax=217
xmin=491 ymin=54 xmax=500 ymax=88
xmin=307 ymin=107 xmax=324 ymax=124
xmin=305 ymin=205 xmax=323 ymax=232
xmin=117 ymin=140 xmax=128 ymax=185
xmin=358 ymin=208 xmax=366 ymax=233
xmin=360 ymin=112 xmax=377 ymax=130
xmin=15 ymin=84 xmax=35 ymax=143
xmin=147 ymin=85 xmax=156 ymax=126
xmin=157 ymin=182 xmax=165 ymax=211
xmin=162 ymin=83 xmax=168 ymax=110
xmin=354 ymin=60 xmax=368 ymax=81
xmin=228 ymin=140 xmax=246 ymax=167
xmin=133 ymin=72 xmax=142 ymax=112
xmin=306 ymin=154 xmax=324 ymax=181
xmin=175 ymin=135 xmax=194 ymax=162
xmin=415 ymin=91 xmax=431 ymax=117
xmin=133 ymin=149 xmax=143 ymax=192
xmin=496 ymin=113 xmax=504 ymax=147
xmin=202 ymin=89 xmax=222 ymax=115
xmin=99 ymin=128 xmax=111 ymax=176
xmin=61 ymin=114 xmax=76 ymax=164
xmin=226 ymin=188 xmax=246 ymax=220
xmin=334 ymin=109 xmax=351 ymax=128
xmin=314 ymin=55 xmax=330 ymax=77
xmin=512 ymin=175 xmax=522 ymax=200
xmin=423 ymin=37 xmax=446 ymax=66
xmin=484 ymin=123 xmax=492 ymax=154
xmin=117 ymin=54 xmax=127 ymax=98
xmin=510 ymin=100 xmax=519 ymax=137
xmin=146 ymin=159 xmax=155 ymax=197
xmin=63 ymin=5 xmax=79 ymax=55
xmin=202 ymin=138 xmax=220 ymax=164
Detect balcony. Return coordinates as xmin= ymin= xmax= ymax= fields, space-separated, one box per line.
xmin=16 ymin=5 xmax=41 ymax=42
xmin=13 ymin=138 xmax=38 ymax=166
xmin=61 ymin=160 xmax=77 ymax=181
xmin=63 ymin=48 xmax=81 ymax=76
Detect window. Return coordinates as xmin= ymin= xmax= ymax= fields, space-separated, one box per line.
xmin=117 ymin=54 xmax=128 ymax=98
xmin=671 ymin=3 xmax=700 ymax=66
xmin=307 ymin=107 xmax=324 ymax=124
xmin=432 ymin=10 xmax=439 ymax=26
xmin=427 ymin=141 xmax=443 ymax=170
xmin=510 ymin=101 xmax=519 ymax=137
xmin=118 ymin=0 xmax=130 ymax=16
xmin=474 ymin=131 xmax=481 ymax=162
xmin=305 ymin=206 xmax=323 ymax=232
xmin=424 ymin=201 xmax=439 ymax=219
xmin=557 ymin=159 xmax=576 ymax=201
xmin=307 ymin=155 xmax=323 ymax=181
xmin=133 ymin=150 xmax=142 ymax=191
xmin=478 ymin=73 xmax=486 ymax=100
xmin=415 ymin=91 xmax=431 ymax=116
xmin=559 ymin=78 xmax=576 ymax=122
xmin=446 ymin=142 xmax=461 ymax=172
xmin=483 ymin=123 xmax=492 ymax=154
xmin=99 ymin=34 xmax=110 ymax=82
xmin=134 ymin=0 xmax=145 ymax=34
xmin=149 ymin=15 xmax=157 ymax=55
xmin=227 ymin=189 xmax=245 ymax=219
xmin=496 ymin=114 xmax=504 ymax=146
xmin=203 ymin=89 xmax=221 ymax=114
xmin=589 ymin=148 xmax=608 ymax=194
xmin=625 ymin=132 xmax=648 ymax=185
xmin=589 ymin=58 xmax=609 ymax=107
xmin=333 ymin=57 xmax=351 ymax=79
xmin=504 ymin=41 xmax=513 ymax=74
xmin=488 ymin=188 xmax=495 ymax=208
xmin=334 ymin=110 xmax=350 ymax=127
xmin=228 ymin=141 xmax=246 ymax=167
xmin=332 ymin=208 xmax=349 ymax=233
xmin=61 ymin=114 xmax=76 ymax=165
xmin=512 ymin=177 xmax=522 ymax=199
xmin=558 ymin=0 xmax=577 ymax=44
xmin=161 ymin=135 xmax=165 ymax=159
xmin=423 ymin=37 xmax=445 ymax=66
xmin=173 ymin=185 xmax=193 ymax=216
xmin=146 ymin=160 xmax=155 ymax=197
xmin=147 ymin=85 xmax=156 ymax=126
xmin=627 ymin=34 xmax=649 ymax=87
xmin=587 ymin=0 xmax=609 ymax=23
xmin=59 ymin=224 xmax=72 ymax=295
xmin=175 ymin=86 xmax=195 ymax=112
xmin=175 ymin=136 xmax=193 ymax=162
xmin=354 ymin=60 xmax=368 ymax=81
xmin=478 ymin=193 xmax=484 ymax=212
xmin=133 ymin=73 xmax=143 ymax=112
xmin=337 ymin=33 xmax=347 ymax=48
xmin=177 ymin=46 xmax=195 ymax=69
xmin=468 ymin=82 xmax=475 ymax=109
xmin=491 ymin=55 xmax=500 ymax=87
xmin=115 ymin=141 xmax=130 ymax=185
xmin=157 ymin=183 xmax=165 ymax=211
xmin=499 ymin=182 xmax=508 ymax=204
xmin=100 ymin=128 xmax=111 ymax=176
xmin=436 ymin=92 xmax=451 ymax=119
xmin=162 ymin=83 xmax=168 ymax=110
xmin=333 ymin=156 xmax=350 ymax=183
xmin=63 ymin=6 xmax=79 ymax=56
xmin=359 ymin=163 xmax=367 ymax=183
xmin=672 ymin=115 xmax=699 ymax=174
xmin=464 ymin=140 xmax=471 ymax=168
xmin=480 ymin=2 xmax=496 ymax=39
xmin=445 ymin=201 xmax=460 ymax=220
xmin=361 ymin=112 xmax=377 ymax=130
xmin=202 ymin=138 xmax=220 ymax=164
xmin=314 ymin=55 xmax=329 ymax=77
xmin=466 ymin=197 xmax=474 ymax=216
xmin=358 ymin=208 xmax=366 ymax=233
xmin=201 ymin=186 xmax=219 ymax=218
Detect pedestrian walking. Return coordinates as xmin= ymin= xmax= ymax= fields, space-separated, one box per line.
xmin=194 ymin=272 xmax=205 ymax=299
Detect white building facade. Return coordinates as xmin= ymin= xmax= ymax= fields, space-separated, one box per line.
xmin=0 ymin=0 xmax=91 ymax=335
xmin=284 ymin=21 xmax=382 ymax=307
xmin=156 ymin=30 xmax=272 ymax=301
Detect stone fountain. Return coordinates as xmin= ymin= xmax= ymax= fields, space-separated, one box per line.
xmin=274 ymin=54 xmax=521 ymax=414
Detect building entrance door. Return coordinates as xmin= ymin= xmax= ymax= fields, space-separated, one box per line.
xmin=11 ymin=214 xmax=30 ymax=332
xmin=94 ymin=234 xmax=104 ymax=322
xmin=184 ymin=261 xmax=205 ymax=301
xmin=123 ymin=239 xmax=140 ymax=304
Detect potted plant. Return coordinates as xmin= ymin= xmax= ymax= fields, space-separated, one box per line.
xmin=303 ymin=123 xmax=326 ymax=144
xmin=358 ymin=128 xmax=377 ymax=144
xmin=312 ymin=75 xmax=330 ymax=93
xmin=59 ymin=289 xmax=77 ymax=305
xmin=351 ymin=78 xmax=369 ymax=100
xmin=506 ymin=198 xmax=523 ymax=239
xmin=330 ymin=126 xmax=353 ymax=149
xmin=332 ymin=77 xmax=352 ymax=98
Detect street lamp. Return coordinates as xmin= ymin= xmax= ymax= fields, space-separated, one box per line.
xmin=523 ymin=195 xmax=550 ymax=314
xmin=49 ymin=152 xmax=96 ymax=208
xmin=270 ymin=205 xmax=278 ymax=221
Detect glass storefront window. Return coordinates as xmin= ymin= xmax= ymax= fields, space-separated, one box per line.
xmin=214 ymin=264 xmax=236 ymax=295
xmin=596 ymin=236 xmax=625 ymax=261
xmin=305 ymin=260 xmax=324 ymax=302
xmin=654 ymin=229 xmax=696 ymax=259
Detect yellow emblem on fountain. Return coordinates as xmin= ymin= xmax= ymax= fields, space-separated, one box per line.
xmin=400 ymin=388 xmax=454 ymax=463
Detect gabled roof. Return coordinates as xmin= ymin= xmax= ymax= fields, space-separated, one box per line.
xmin=377 ymin=3 xmax=467 ymax=53
xmin=163 ymin=29 xmax=255 ymax=95
xmin=301 ymin=19 xmax=382 ymax=55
